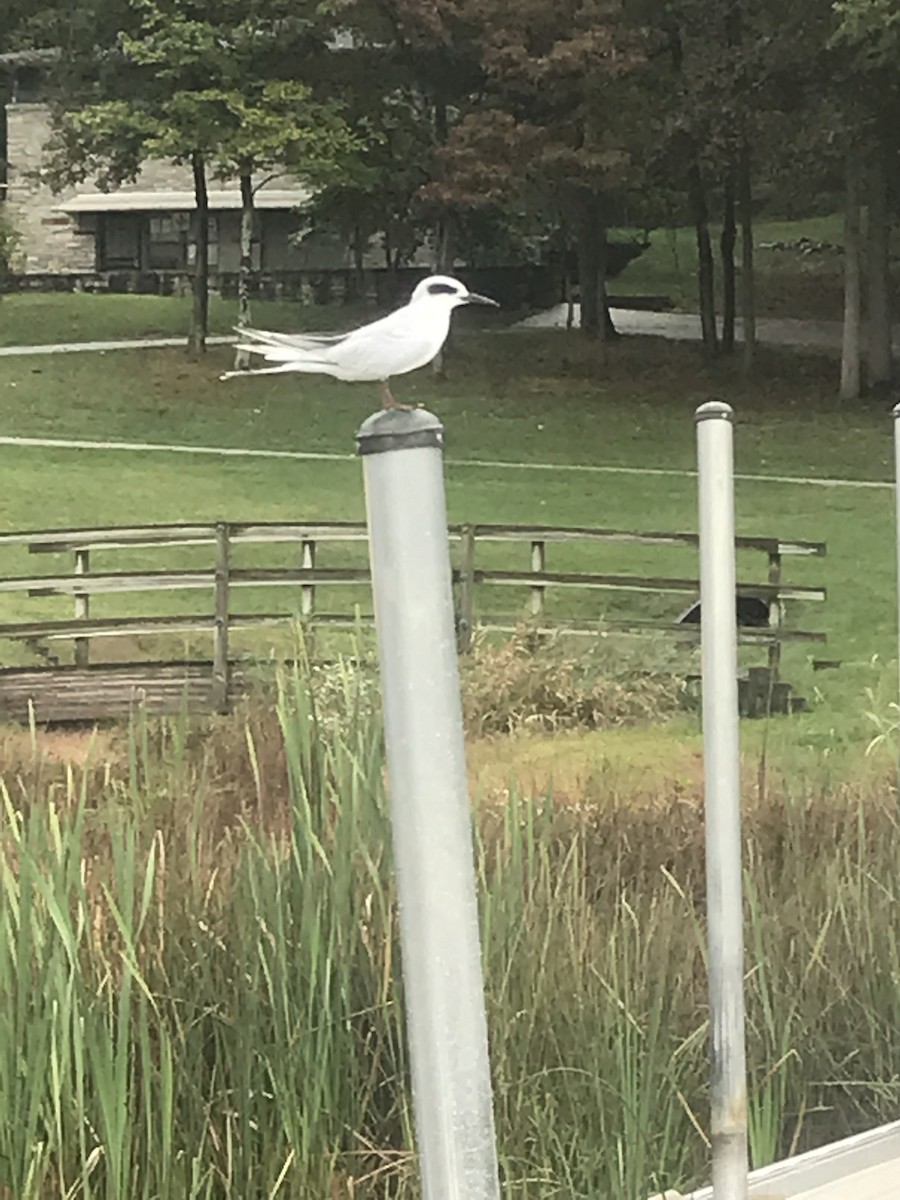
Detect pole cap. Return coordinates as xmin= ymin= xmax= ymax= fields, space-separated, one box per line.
xmin=356 ymin=408 xmax=444 ymax=456
xmin=892 ymin=400 xmax=900 ymax=419
xmin=695 ymin=400 xmax=734 ymax=424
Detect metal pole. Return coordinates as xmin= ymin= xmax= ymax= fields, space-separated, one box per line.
xmin=357 ymin=408 xmax=501 ymax=1200
xmin=893 ymin=402 xmax=900 ymax=707
xmin=696 ymin=401 xmax=749 ymax=1200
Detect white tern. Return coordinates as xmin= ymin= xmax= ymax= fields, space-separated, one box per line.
xmin=221 ymin=274 xmax=499 ymax=408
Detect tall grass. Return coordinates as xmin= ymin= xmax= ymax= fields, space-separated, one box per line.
xmin=0 ymin=659 xmax=899 ymax=1198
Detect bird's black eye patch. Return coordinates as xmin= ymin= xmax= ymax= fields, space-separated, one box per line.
xmin=426 ymin=282 xmax=460 ymax=296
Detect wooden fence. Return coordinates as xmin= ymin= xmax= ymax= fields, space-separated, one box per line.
xmin=0 ymin=520 xmax=826 ymax=721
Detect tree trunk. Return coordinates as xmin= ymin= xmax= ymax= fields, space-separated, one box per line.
xmin=383 ymin=225 xmax=393 ymax=273
xmin=841 ymin=150 xmax=863 ymax=401
xmin=432 ymin=213 xmax=456 ymax=378
xmin=738 ymin=136 xmax=756 ymax=374
xmin=565 ymin=257 xmax=576 ymax=331
xmin=189 ymin=149 xmax=209 ymax=358
xmin=577 ymin=196 xmax=603 ymax=339
xmin=867 ymin=148 xmax=892 ymax=387
xmin=233 ymin=173 xmax=254 ymax=371
xmin=599 ymin=231 xmax=619 ymax=341
xmin=687 ymin=158 xmax=718 ymax=354
xmin=352 ymin=219 xmax=365 ymax=299
xmin=721 ymin=162 xmax=737 ymax=354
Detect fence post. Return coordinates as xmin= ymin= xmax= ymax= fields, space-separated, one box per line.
xmin=696 ymin=400 xmax=749 ymax=1200
xmin=766 ymin=548 xmax=783 ymax=707
xmin=530 ymin=538 xmax=546 ymax=617
xmin=300 ymin=536 xmax=316 ymax=618
xmin=73 ymin=548 xmax=90 ymax=668
xmin=212 ymin=522 xmax=230 ymax=714
xmin=357 ymin=409 xmax=501 ymax=1200
xmin=458 ymin=524 xmax=476 ymax=652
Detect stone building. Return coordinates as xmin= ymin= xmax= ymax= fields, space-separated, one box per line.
xmin=0 ymin=51 xmax=350 ymax=279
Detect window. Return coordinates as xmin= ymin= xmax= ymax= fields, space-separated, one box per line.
xmin=100 ymin=214 xmax=141 ymax=269
xmin=147 ymin=214 xmax=186 ymax=270
xmin=148 ymin=213 xmax=219 ymax=270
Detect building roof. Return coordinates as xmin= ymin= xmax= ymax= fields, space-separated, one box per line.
xmin=57 ymin=187 xmax=311 ymax=214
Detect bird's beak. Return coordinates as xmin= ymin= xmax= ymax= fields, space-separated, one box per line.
xmin=464 ymin=292 xmax=500 ymax=307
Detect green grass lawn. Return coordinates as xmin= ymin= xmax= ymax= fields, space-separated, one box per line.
xmin=613 ymin=212 xmax=900 ymax=322
xmin=0 ymin=291 xmax=372 ymax=347
xmin=0 ymin=320 xmax=897 ymax=763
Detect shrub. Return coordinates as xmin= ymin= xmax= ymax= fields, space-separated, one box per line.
xmin=0 ymin=213 xmax=21 ymax=287
xmin=460 ymin=626 xmax=687 ymax=735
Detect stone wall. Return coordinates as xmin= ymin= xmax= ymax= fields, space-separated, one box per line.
xmin=5 ymin=103 xmax=95 ymax=272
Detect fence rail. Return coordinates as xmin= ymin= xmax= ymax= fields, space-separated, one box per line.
xmin=0 ymin=519 xmax=827 ymax=717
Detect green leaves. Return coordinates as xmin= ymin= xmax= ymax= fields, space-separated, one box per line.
xmin=832 ymin=0 xmax=900 ymax=69
xmin=45 ymin=0 xmax=361 ymax=195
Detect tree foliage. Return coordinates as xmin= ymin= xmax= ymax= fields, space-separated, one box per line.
xmin=10 ymin=0 xmax=899 ymax=387
xmin=42 ymin=0 xmax=360 ymax=350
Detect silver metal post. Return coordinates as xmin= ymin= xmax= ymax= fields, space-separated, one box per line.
xmin=696 ymin=401 xmax=749 ymax=1200
xmin=357 ymin=409 xmax=501 ymax=1200
xmin=893 ymin=403 xmax=900 ymax=707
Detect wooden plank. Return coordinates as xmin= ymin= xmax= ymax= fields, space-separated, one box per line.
xmin=20 ymin=524 xmax=218 ymax=551
xmin=0 ymin=614 xmax=227 ymax=638
xmin=299 ymin=538 xmax=316 ymax=617
xmin=0 ymin=660 xmax=255 ymax=724
xmin=231 ymin=521 xmax=368 ymax=543
xmin=211 ymin=522 xmax=230 ymax=714
xmin=455 ymin=523 xmax=827 ymax=556
xmin=457 ymin=525 xmax=476 ymax=652
xmin=2 ymin=520 xmax=824 ymax=558
xmin=14 ymin=571 xmax=216 ymax=596
xmin=473 ymin=569 xmax=827 ymax=601
xmin=229 ymin=567 xmax=372 ymax=586
xmin=530 ymin=539 xmax=546 ymax=616
xmin=73 ymin=547 xmax=90 ymax=668
xmin=0 ymin=565 xmax=825 ymax=602
xmin=16 ymin=521 xmax=369 ymax=553
xmin=475 ymin=618 xmax=826 ymax=644
xmin=0 ymin=611 xmax=823 ymax=646
xmin=0 ymin=611 xmax=371 ymax=641
xmin=8 ymin=566 xmax=371 ymax=597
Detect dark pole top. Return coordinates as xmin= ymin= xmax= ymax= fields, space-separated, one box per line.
xmin=356 ymin=408 xmax=445 ymax=456
xmin=695 ymin=400 xmax=734 ymax=424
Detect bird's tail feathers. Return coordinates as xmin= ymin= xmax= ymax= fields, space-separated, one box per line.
xmin=233 ymin=325 xmax=340 ymax=350
xmin=231 ymin=342 xmax=302 ymax=363
xmin=220 ymin=362 xmax=303 ymax=381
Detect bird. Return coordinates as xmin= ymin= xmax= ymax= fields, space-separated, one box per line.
xmin=220 ymin=275 xmax=499 ymax=409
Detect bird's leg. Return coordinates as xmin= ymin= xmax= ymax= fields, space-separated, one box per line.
xmin=379 ymin=380 xmax=411 ymax=411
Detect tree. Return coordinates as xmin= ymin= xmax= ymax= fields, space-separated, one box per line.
xmin=433 ymin=0 xmax=644 ymax=339
xmin=832 ymin=0 xmax=900 ymax=388
xmin=44 ymin=0 xmax=359 ymax=355
xmin=300 ymin=85 xmax=437 ymax=285
xmin=209 ymin=83 xmax=360 ymax=353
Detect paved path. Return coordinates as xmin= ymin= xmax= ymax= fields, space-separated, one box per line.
xmin=518 ymin=304 xmax=900 ymax=355
xmin=0 ymin=334 xmax=233 ymax=357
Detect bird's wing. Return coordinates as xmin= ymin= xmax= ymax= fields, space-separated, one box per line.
xmin=326 ymin=304 xmax=450 ymax=379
